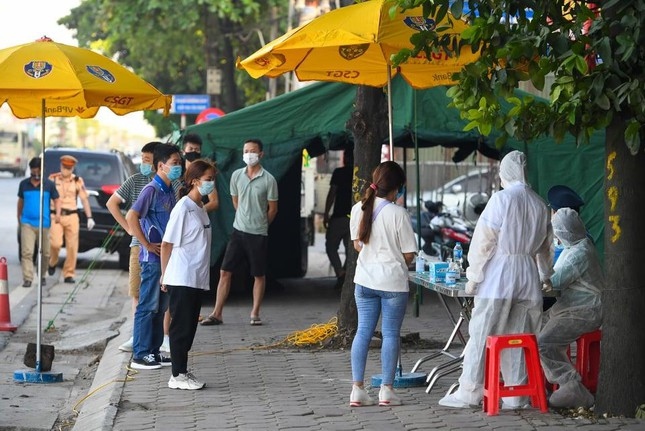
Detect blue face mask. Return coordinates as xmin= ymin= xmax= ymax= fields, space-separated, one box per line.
xmin=396 ymin=185 xmax=406 ymax=201
xmin=139 ymin=163 xmax=153 ymax=177
xmin=165 ymin=164 xmax=183 ymax=181
xmin=198 ymin=180 xmax=215 ymax=196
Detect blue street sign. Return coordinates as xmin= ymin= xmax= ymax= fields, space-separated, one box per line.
xmin=171 ymin=94 xmax=211 ymax=114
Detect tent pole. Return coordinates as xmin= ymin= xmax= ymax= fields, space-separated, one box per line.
xmin=387 ymin=68 xmax=393 ymax=160
xmin=36 ymin=99 xmax=45 ymax=372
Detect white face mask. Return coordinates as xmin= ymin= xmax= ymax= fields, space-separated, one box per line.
xmin=243 ymin=152 xmax=259 ymax=167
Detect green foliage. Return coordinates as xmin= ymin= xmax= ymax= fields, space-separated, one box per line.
xmin=59 ymin=0 xmax=284 ymax=135
xmin=393 ymin=0 xmax=645 ymax=152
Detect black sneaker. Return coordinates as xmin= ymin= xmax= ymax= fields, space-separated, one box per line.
xmin=64 ymin=277 xmax=75 ymax=284
xmin=155 ymin=353 xmax=172 ymax=367
xmin=48 ymin=266 xmax=56 ymax=276
xmin=22 ymin=280 xmax=31 ymax=288
xmin=131 ymin=354 xmax=162 ymax=370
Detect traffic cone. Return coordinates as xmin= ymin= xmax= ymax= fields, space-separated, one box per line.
xmin=0 ymin=257 xmax=17 ymax=332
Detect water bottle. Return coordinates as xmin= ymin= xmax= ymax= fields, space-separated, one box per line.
xmin=453 ymin=242 xmax=463 ymax=270
xmin=445 ymin=260 xmax=458 ymax=285
xmin=415 ymin=255 xmax=425 ymax=272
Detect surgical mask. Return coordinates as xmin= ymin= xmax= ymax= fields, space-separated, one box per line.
xmin=243 ymin=152 xmax=259 ymax=167
xmin=198 ymin=180 xmax=215 ymax=196
xmin=139 ymin=163 xmax=153 ymax=176
xmin=396 ymin=185 xmax=406 ymax=201
xmin=165 ymin=164 xmax=183 ymax=181
xmin=185 ymin=152 xmax=201 ymax=162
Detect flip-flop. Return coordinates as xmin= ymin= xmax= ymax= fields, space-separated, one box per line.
xmin=250 ymin=317 xmax=262 ymax=326
xmin=200 ymin=315 xmax=223 ymax=326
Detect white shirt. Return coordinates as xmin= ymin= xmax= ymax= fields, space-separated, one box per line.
xmin=350 ymin=197 xmax=417 ymax=292
xmin=162 ymin=196 xmax=212 ymax=290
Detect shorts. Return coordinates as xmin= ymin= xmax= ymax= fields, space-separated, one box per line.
xmin=128 ymin=245 xmax=141 ymax=298
xmin=220 ymin=229 xmax=268 ymax=277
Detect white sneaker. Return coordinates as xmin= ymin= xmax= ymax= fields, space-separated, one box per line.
xmin=168 ymin=372 xmax=205 ymax=390
xmin=349 ymin=385 xmax=375 ymax=407
xmin=160 ymin=335 xmax=170 ymax=353
xmin=118 ymin=337 xmax=133 ymax=352
xmin=378 ymin=385 xmax=402 ymax=406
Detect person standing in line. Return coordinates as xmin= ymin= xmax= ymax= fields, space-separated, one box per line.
xmin=201 ymin=138 xmax=278 ymax=326
xmin=125 ymin=143 xmax=181 ymax=370
xmin=348 ymin=161 xmax=417 ymax=407
xmin=17 ymin=157 xmax=61 ymax=288
xmin=439 ymin=150 xmax=553 ymax=409
xmin=182 ymin=133 xmax=219 ymax=213
xmin=538 ymin=208 xmax=602 ymax=409
xmin=161 ymin=159 xmax=216 ymax=390
xmin=323 ymin=148 xmax=353 ymax=287
xmin=106 ymin=141 xmax=167 ymax=353
xmin=48 ymin=155 xmax=95 ymax=283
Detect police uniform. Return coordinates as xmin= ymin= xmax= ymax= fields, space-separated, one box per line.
xmin=48 ymin=155 xmax=92 ymax=282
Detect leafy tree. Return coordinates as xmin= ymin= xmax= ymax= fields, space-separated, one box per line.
xmin=59 ymin=0 xmax=284 ymax=136
xmin=393 ymin=0 xmax=645 ymax=417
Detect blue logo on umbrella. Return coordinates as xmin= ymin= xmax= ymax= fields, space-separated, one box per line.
xmin=86 ymin=65 xmax=116 ymax=83
xmin=24 ymin=61 xmax=53 ymax=79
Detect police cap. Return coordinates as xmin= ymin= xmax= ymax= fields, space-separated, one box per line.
xmin=60 ymin=155 xmax=78 ymax=168
xmin=547 ymin=185 xmax=584 ymax=212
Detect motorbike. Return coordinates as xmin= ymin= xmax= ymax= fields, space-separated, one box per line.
xmin=410 ymin=200 xmax=444 ymax=257
xmin=429 ymin=207 xmax=475 ymax=267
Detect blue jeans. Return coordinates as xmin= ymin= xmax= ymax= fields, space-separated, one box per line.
xmin=133 ymin=262 xmax=168 ymax=359
xmin=351 ymin=284 xmax=408 ymax=385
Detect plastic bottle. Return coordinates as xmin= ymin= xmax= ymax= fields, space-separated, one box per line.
xmin=415 ymin=255 xmax=425 ymax=272
xmin=453 ymin=242 xmax=463 ymax=271
xmin=445 ymin=260 xmax=458 ymax=285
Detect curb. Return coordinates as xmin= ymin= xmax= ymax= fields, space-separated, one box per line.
xmin=72 ymin=300 xmax=133 ymax=431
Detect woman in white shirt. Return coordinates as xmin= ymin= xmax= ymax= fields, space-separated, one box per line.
xmin=161 ymin=159 xmax=216 ymax=390
xmin=348 ymin=161 xmax=417 ymax=407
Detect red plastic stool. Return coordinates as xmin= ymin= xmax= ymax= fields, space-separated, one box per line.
xmin=575 ymin=329 xmax=601 ymax=394
xmin=483 ymin=333 xmax=548 ymax=416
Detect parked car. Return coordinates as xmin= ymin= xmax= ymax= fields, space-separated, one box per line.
xmin=409 ymin=168 xmax=493 ymax=223
xmin=42 ymin=147 xmax=136 ymax=269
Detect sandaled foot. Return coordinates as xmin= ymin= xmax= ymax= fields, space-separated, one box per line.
xmin=250 ymin=317 xmax=262 ymax=326
xmin=200 ymin=314 xmax=223 ymax=326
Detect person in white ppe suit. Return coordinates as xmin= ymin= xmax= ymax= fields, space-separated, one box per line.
xmin=439 ymin=150 xmax=553 ymax=409
xmin=538 ymin=208 xmax=602 ymax=408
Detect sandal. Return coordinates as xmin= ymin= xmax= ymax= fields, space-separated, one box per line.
xmin=250 ymin=317 xmax=262 ymax=326
xmin=200 ymin=315 xmax=223 ymax=326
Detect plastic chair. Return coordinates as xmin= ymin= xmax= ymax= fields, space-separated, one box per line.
xmin=575 ymin=329 xmax=601 ymax=394
xmin=483 ymin=333 xmax=548 ymax=416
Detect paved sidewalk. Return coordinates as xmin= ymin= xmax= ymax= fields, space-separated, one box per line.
xmin=76 ymin=277 xmax=644 ymax=431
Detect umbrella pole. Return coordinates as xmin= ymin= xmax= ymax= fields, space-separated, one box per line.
xmin=14 ymin=100 xmax=62 ymax=383
xmin=387 ymin=68 xmax=393 ymax=160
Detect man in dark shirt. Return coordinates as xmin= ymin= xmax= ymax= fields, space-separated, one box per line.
xmin=323 ymin=149 xmax=353 ymax=284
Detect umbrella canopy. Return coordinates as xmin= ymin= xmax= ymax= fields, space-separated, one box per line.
xmin=0 ymin=36 xmax=172 ymax=118
xmin=0 ymin=36 xmax=171 ymax=377
xmin=237 ymin=0 xmax=478 ymax=88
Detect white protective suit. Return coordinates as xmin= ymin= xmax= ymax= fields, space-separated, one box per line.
xmin=439 ymin=150 xmax=553 ymax=408
xmin=538 ymin=208 xmax=602 ymax=408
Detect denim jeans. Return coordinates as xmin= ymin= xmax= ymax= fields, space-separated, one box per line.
xmin=351 ymin=284 xmax=408 ymax=385
xmin=133 ymin=262 xmax=168 ymax=359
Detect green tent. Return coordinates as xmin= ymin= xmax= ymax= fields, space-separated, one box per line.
xmin=186 ymin=76 xmax=605 ymax=274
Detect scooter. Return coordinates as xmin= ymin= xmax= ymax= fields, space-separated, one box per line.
xmin=429 ymin=207 xmax=474 ymax=266
xmin=410 ymin=200 xmax=444 ymax=257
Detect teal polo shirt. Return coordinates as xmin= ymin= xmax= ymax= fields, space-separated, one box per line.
xmin=230 ymin=166 xmax=278 ymax=236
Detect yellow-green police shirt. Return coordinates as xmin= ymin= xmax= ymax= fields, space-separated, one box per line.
xmin=230 ymin=166 xmax=278 ymax=236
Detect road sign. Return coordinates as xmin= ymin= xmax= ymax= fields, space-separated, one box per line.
xmin=171 ymin=94 xmax=211 ymax=114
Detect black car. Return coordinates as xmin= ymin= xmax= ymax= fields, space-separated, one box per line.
xmin=42 ymin=147 xmax=136 ymax=269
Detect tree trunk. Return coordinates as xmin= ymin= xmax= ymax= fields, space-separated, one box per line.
xmin=595 ymin=117 xmax=645 ymax=417
xmin=337 ymin=85 xmax=388 ymax=336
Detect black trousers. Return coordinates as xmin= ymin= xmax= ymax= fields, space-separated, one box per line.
xmin=167 ymin=285 xmax=202 ymax=376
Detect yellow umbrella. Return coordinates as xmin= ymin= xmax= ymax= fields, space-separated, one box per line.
xmin=0 ymin=37 xmax=171 ymax=118
xmin=238 ymin=0 xmax=478 ymax=151
xmin=0 ymin=36 xmax=171 ymax=379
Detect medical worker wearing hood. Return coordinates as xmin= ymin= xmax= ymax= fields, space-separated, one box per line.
xmin=439 ymin=150 xmax=553 ymax=409
xmin=538 ymin=208 xmax=602 ymax=408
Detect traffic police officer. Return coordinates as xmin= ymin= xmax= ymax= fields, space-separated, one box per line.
xmin=48 ymin=155 xmax=95 ymax=283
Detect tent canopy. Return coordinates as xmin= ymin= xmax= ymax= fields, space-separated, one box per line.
xmin=186 ymin=76 xmax=605 ymax=264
